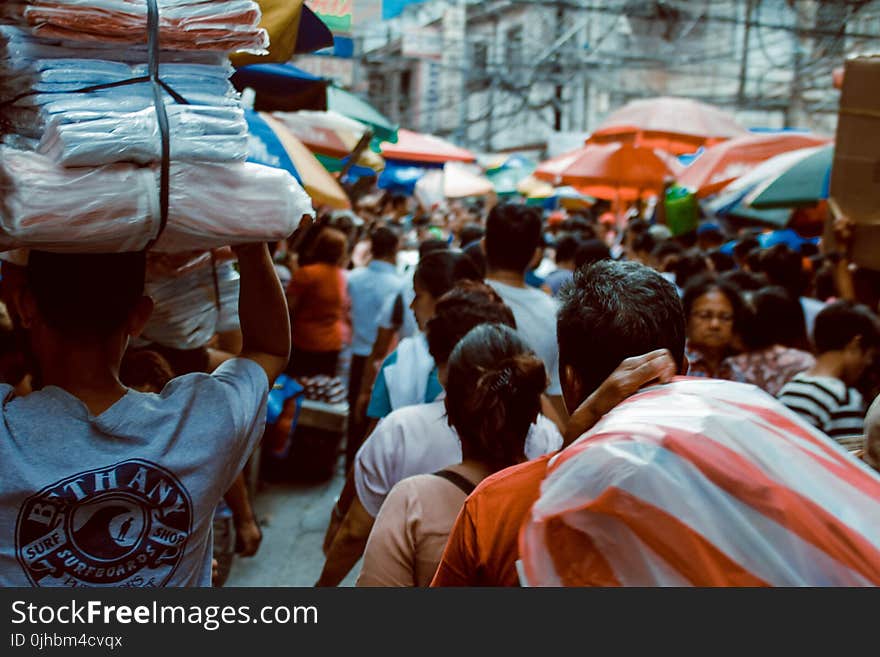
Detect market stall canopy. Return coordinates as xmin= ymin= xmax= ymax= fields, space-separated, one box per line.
xmin=380 ymin=129 xmax=475 ymax=164
xmin=535 ymin=143 xmax=683 ymax=201
xmin=486 ymin=155 xmax=537 ymax=196
xmin=245 ymin=110 xmax=350 ymax=210
xmin=590 ymin=97 xmax=749 ymax=155
xmin=679 ymin=132 xmax=831 ymax=198
xmin=414 ymin=162 xmax=494 ymax=208
xmin=378 ymin=160 xmax=442 ymax=195
xmin=231 ymin=1 xmax=334 ymax=67
xmin=745 ymin=145 xmax=834 ymax=209
xmin=231 ymin=63 xmax=328 ymax=112
xmin=327 ymin=86 xmax=398 ymax=145
xmin=270 ymin=112 xmax=385 ymax=171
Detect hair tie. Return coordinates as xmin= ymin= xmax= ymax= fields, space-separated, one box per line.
xmin=489 ymin=367 xmax=514 ymax=394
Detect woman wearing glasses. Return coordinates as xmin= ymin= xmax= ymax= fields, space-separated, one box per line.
xmin=682 ymin=275 xmax=747 ymax=382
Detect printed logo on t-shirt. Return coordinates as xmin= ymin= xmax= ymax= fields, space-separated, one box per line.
xmin=15 ymin=459 xmax=193 ymax=588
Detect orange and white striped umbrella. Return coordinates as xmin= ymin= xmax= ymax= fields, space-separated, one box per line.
xmin=520 ymin=378 xmax=880 ymax=587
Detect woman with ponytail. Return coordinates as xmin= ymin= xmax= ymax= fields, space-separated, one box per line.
xmin=357 ymin=323 xmax=547 ymax=587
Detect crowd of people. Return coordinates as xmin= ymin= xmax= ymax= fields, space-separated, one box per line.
xmin=0 ymin=182 xmax=878 ymax=587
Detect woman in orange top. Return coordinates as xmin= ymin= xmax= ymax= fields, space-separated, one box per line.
xmin=286 ymin=227 xmax=350 ymax=378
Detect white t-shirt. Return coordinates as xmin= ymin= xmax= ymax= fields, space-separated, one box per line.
xmin=0 ymin=359 xmax=268 ymax=587
xmin=354 ymin=400 xmax=563 ymax=517
xmin=487 ymin=280 xmax=562 ymax=396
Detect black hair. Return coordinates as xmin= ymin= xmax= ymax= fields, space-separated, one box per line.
xmin=445 ymin=323 xmax=546 ymax=472
xmin=626 ymin=218 xmax=650 ymax=238
xmin=370 ymin=226 xmax=399 ymax=260
xmin=682 ymin=274 xmax=748 ymax=333
xmin=425 ymin=281 xmax=515 ymax=366
xmin=462 ymin=240 xmax=488 ymax=279
xmin=719 ymin=269 xmax=768 ymax=293
xmin=484 ymin=203 xmax=543 ymax=273
xmin=418 ymin=239 xmax=449 ymax=260
xmin=741 ymin=286 xmax=808 ymax=351
xmin=459 ymin=223 xmax=485 ymax=249
xmin=26 ymin=250 xmax=147 ymax=339
xmin=813 ymin=300 xmax=880 ymax=354
xmin=413 ymin=251 xmax=482 ymax=300
xmin=554 ymin=234 xmax=581 ymax=264
xmin=573 ymin=239 xmax=611 ymax=271
xmin=708 ymin=250 xmax=736 ymax=273
xmin=652 ymin=240 xmax=684 ymax=261
xmin=632 ymin=232 xmax=656 ymax=255
xmin=557 ymin=260 xmax=686 ymax=400
xmin=753 ymin=244 xmax=805 ymax=297
xmin=670 ymin=251 xmax=710 ymax=289
xmin=733 ymin=237 xmax=760 ymax=262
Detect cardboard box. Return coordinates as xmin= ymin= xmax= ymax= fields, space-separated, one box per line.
xmin=830 ymin=55 xmax=880 ymax=269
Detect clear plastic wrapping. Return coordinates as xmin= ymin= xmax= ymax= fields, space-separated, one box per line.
xmin=142 ymin=255 xmax=240 ymax=350
xmin=0 ymin=147 xmax=313 ymax=253
xmin=0 ymin=1 xmax=269 ymax=54
xmin=520 ymin=378 xmax=880 ymax=587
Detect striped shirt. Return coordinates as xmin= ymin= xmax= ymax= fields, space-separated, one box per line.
xmin=777 ymin=373 xmax=865 ymax=450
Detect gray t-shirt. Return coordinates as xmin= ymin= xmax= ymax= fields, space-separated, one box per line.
xmin=487 ymin=280 xmax=562 ymax=396
xmin=0 ymin=358 xmax=268 ymax=588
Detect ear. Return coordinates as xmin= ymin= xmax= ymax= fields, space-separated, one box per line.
xmin=846 ymin=334 xmax=863 ymax=355
xmin=561 ymin=363 xmax=585 ymax=416
xmin=126 ymin=296 xmax=154 ymax=339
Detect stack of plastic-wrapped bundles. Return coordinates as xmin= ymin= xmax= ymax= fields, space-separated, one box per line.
xmin=0 ymin=0 xmax=314 ymax=350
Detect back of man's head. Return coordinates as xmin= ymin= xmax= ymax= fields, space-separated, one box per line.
xmin=26 ymin=250 xmax=147 ymax=340
xmin=813 ymin=300 xmax=880 ymax=355
xmin=370 ymin=226 xmax=399 ymax=260
xmin=485 ymin=203 xmax=542 ymax=274
xmin=558 ymin=260 xmax=686 ymax=402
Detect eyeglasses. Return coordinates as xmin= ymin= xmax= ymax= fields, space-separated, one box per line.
xmin=691 ymin=311 xmax=734 ymax=323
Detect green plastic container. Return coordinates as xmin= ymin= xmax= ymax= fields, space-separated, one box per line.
xmin=665 ymin=185 xmax=698 ymax=236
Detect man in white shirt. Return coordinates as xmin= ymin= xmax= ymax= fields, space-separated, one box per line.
xmin=482 ymin=203 xmax=566 ymax=421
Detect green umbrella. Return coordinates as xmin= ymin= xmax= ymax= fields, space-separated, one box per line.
xmin=326 ymin=86 xmax=398 ymax=146
xmin=745 ymin=145 xmax=833 ymax=209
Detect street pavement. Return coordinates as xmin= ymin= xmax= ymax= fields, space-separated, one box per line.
xmin=226 ymin=459 xmax=361 ymax=587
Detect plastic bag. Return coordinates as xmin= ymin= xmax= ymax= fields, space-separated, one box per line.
xmin=520 ymin=378 xmax=880 ymax=587
xmin=142 ymin=257 xmax=240 ymax=350
xmin=0 ymin=147 xmax=313 ymax=253
xmin=1 ymin=1 xmax=269 ymax=54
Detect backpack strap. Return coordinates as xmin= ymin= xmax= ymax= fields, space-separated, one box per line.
xmin=432 ymin=469 xmax=477 ymax=496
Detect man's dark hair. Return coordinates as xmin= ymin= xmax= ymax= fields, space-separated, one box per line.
xmin=484 ymin=203 xmax=542 ymax=273
xmin=426 ymin=281 xmax=515 ymax=365
xmin=753 ymin=244 xmax=805 ymax=297
xmin=813 ymin=300 xmax=880 ymax=354
xmin=573 ymin=239 xmax=611 ymax=271
xmin=418 ymin=239 xmax=449 ymax=260
xmin=459 ymin=223 xmax=485 ymax=249
xmin=462 ymin=240 xmax=487 ymax=278
xmin=414 ymin=251 xmax=482 ymax=299
xmin=652 ymin=240 xmax=684 ymax=262
xmin=558 ymin=260 xmax=686 ymax=400
xmin=370 ymin=226 xmax=399 ymax=260
xmin=554 ymin=234 xmax=581 ymax=264
xmin=719 ymin=269 xmax=767 ymax=293
xmin=26 ymin=250 xmax=146 ymax=339
xmin=707 ymin=250 xmax=736 ymax=273
xmin=632 ymin=232 xmax=656 ymax=255
xmin=670 ymin=251 xmax=710 ymax=289
xmin=733 ymin=237 xmax=760 ymax=263
xmin=741 ymin=286 xmax=807 ymax=351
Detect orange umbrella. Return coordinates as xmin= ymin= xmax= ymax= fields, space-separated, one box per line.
xmin=535 ymin=143 xmax=683 ymax=201
xmin=679 ymin=132 xmax=832 ymax=198
xmin=590 ymin=97 xmax=748 ymax=155
xmin=380 ymin=129 xmax=475 ymax=164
